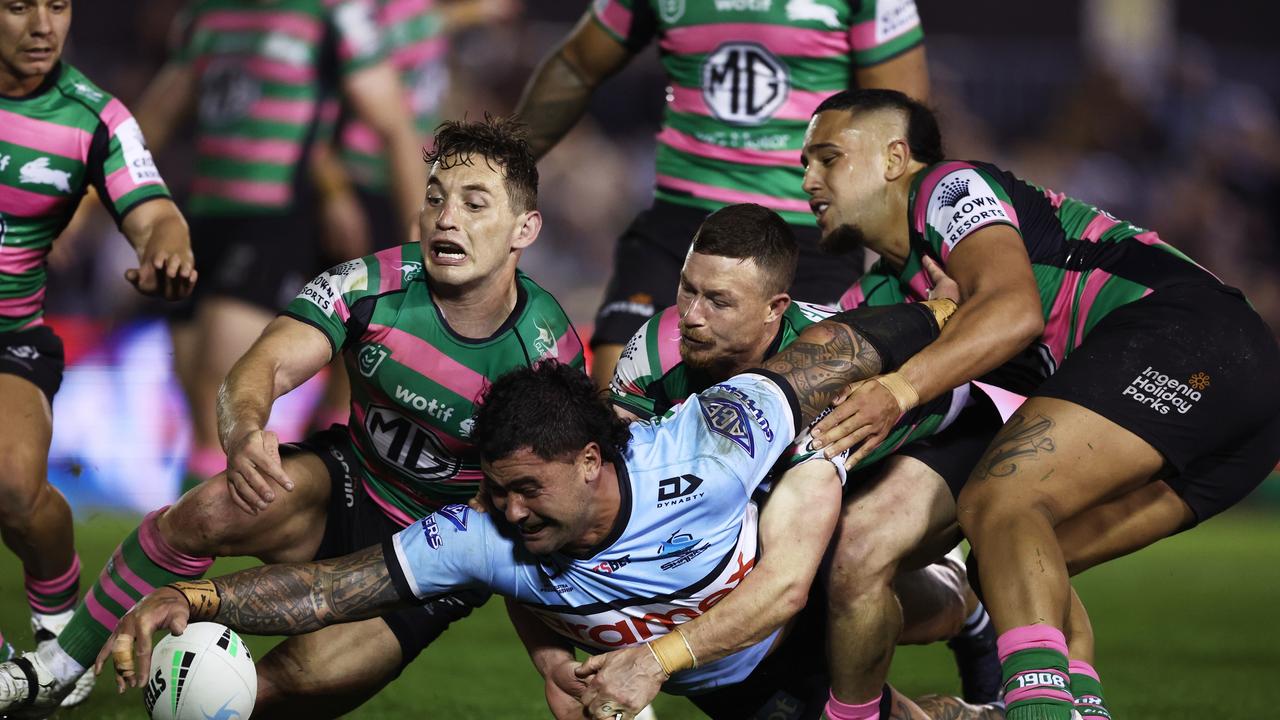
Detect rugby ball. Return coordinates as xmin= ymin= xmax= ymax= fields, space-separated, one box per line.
xmin=142 ymin=622 xmax=256 ymax=720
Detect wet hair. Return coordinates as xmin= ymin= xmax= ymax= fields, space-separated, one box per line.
xmin=814 ymin=89 xmax=944 ymax=166
xmin=472 ymin=361 xmax=631 ymax=464
xmin=689 ymin=203 xmax=799 ymax=296
xmin=423 ymin=114 xmax=539 ymax=211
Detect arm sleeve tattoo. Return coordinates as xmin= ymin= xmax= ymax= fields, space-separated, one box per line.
xmin=210 ymin=545 xmax=407 ymax=635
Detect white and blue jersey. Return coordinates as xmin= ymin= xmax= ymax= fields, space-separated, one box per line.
xmin=384 ymin=372 xmax=803 ymax=694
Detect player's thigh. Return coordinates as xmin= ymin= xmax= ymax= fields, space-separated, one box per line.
xmin=0 ymin=373 xmax=53 ymax=518
xmin=829 ymin=455 xmax=958 ymax=585
xmin=159 ymin=446 xmax=332 ymax=561
xmin=1056 ymin=480 xmax=1193 ymax=576
xmin=253 ymin=617 xmax=402 ymax=719
xmin=958 ymin=397 xmax=1166 ymax=533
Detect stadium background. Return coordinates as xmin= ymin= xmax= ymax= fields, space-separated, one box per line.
xmin=7 ymin=0 xmax=1279 ymax=716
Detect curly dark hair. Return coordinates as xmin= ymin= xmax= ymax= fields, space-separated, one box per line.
xmin=423 ymin=114 xmax=539 ymax=211
xmin=471 ymin=361 xmax=631 ymax=464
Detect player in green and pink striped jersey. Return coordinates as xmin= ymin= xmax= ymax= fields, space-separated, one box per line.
xmin=0 ymin=117 xmax=584 ymax=718
xmin=517 ymin=0 xmax=930 ymax=391
xmin=0 ymin=0 xmax=194 ymax=710
xmin=806 ymin=89 xmax=1280 ymax=720
xmin=129 ymin=0 xmax=426 ymax=494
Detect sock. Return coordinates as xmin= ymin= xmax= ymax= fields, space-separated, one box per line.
xmin=999 ymin=625 xmax=1074 ymax=720
xmin=26 ymin=554 xmax=81 ymax=619
xmin=181 ymin=446 xmax=225 ymax=494
xmin=824 ymin=688 xmax=882 ymax=720
xmin=959 ymin=601 xmax=992 ymax=638
xmin=0 ymin=628 xmax=13 ymax=661
xmin=56 ymin=508 xmax=213 ymax=670
xmin=1070 ymin=660 xmax=1112 ymax=719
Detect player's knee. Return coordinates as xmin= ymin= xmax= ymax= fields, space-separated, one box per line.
xmin=0 ymin=451 xmax=48 ymax=529
xmin=828 ymin=522 xmax=908 ymax=600
xmin=164 ymin=475 xmax=251 ymax=555
xmin=958 ymin=485 xmax=1057 ymax=544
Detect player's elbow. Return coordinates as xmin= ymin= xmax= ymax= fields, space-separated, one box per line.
xmin=1010 ymin=302 xmax=1045 ymax=349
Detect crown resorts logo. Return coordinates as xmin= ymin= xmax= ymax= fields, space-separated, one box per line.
xmin=936 ymin=176 xmax=971 ymax=208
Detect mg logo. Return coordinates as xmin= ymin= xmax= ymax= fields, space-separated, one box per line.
xmin=364 ymin=405 xmax=461 ymax=481
xmin=199 ymin=59 xmax=261 ymax=127
xmin=701 ymin=42 xmax=789 ymax=126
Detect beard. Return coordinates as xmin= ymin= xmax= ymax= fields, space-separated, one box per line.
xmin=818 ymin=222 xmax=867 ymax=255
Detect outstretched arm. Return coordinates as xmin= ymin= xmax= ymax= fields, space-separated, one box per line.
xmin=515 ymin=10 xmax=633 ymax=159
xmin=96 ymin=545 xmax=408 ymax=691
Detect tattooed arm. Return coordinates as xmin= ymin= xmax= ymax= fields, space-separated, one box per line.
xmin=515 ymin=11 xmax=633 ymax=159
xmin=96 ymin=545 xmax=409 ymax=690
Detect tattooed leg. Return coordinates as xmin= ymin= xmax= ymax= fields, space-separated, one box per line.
xmin=914 ymin=694 xmax=1006 ymax=720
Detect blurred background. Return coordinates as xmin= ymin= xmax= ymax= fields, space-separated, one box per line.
xmin=42 ymin=0 xmax=1280 ymax=512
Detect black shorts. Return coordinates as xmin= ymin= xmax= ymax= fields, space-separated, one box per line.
xmin=170 ymin=211 xmax=318 ymax=321
xmin=896 ymin=389 xmax=1003 ymax=499
xmin=296 ymin=426 xmax=490 ymax=670
xmin=1034 ymin=282 xmax=1280 ymax=524
xmin=688 ymin=589 xmax=834 ymax=720
xmin=0 ymin=326 xmax=65 ymax=403
xmin=592 ymin=200 xmax=863 ymax=347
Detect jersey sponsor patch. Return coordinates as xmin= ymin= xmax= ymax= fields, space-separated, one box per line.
xmin=298 ymin=274 xmax=340 ymax=315
xmin=701 ymin=42 xmax=790 ymax=126
xmin=927 ymin=169 xmax=1013 ymax=253
xmin=656 ymin=474 xmax=705 ymax=507
xmin=364 ymin=404 xmax=461 ymax=481
xmin=333 ymin=1 xmax=381 ymax=57
xmin=875 ymin=0 xmax=920 ymax=43
xmin=699 ymin=397 xmax=756 ymax=456
xmin=116 ymin=118 xmax=163 ymax=185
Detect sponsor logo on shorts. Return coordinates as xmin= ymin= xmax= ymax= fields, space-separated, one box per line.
xmin=328 ymin=446 xmax=356 ymax=508
xmin=1122 ymin=366 xmax=1204 ymax=415
xmin=657 ymin=474 xmax=704 ymax=508
xmin=5 ymin=345 xmax=39 ymax=360
xmin=757 ymin=690 xmax=804 ymax=720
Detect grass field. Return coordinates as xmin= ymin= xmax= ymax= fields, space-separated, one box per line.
xmin=2 ymin=506 xmax=1278 ymax=719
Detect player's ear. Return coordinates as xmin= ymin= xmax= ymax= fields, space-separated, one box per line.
xmin=511 ymin=209 xmax=542 ymax=251
xmin=579 ymin=442 xmax=602 ymax=483
xmin=884 ymin=137 xmax=911 ymax=182
xmin=765 ymin=292 xmax=790 ymax=323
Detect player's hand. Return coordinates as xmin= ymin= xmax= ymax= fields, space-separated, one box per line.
xmin=923 ymin=256 xmax=961 ymax=303
xmin=810 ymin=378 xmax=902 ymax=470
xmin=576 ymin=645 xmax=665 ymax=719
xmin=224 ymin=428 xmax=294 ymax=515
xmin=128 ymin=233 xmax=197 ymax=301
xmin=93 ymin=587 xmax=190 ymax=693
xmin=544 ymin=660 xmax=588 ymax=719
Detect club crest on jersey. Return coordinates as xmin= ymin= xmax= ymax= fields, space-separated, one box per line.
xmin=365 ymin=405 xmax=462 ymax=481
xmin=358 ymin=345 xmax=389 ymax=377
xmin=700 ymin=398 xmax=755 ymax=456
xmin=658 ymin=0 xmax=685 ymax=23
xmin=19 ymin=158 xmax=71 ymax=193
xmin=436 ymin=503 xmax=470 ymax=531
xmin=702 ymin=43 xmax=789 ymax=126
xmin=657 ymin=529 xmax=697 ymax=556
xmin=785 ymin=0 xmax=839 ymax=27
xmin=534 ymin=317 xmax=560 ymax=359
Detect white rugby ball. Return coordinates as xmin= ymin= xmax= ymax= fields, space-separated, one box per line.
xmin=142 ymin=622 xmax=256 ymax=720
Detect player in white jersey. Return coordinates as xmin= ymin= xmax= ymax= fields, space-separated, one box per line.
xmin=96 ymin=304 xmax=999 ymax=719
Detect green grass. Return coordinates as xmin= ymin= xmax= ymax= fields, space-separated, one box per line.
xmin=2 ymin=507 xmax=1278 ymax=718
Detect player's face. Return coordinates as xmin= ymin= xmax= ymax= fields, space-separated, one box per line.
xmin=676 ymin=251 xmax=780 ymax=373
xmin=420 ymin=156 xmax=538 ymax=291
xmin=801 ymin=109 xmax=894 ymax=253
xmin=483 ymin=448 xmax=595 ymax=556
xmin=0 ymin=0 xmax=71 ymax=91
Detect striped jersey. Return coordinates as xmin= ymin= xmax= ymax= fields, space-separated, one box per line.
xmin=283 ymin=243 xmax=586 ymax=525
xmin=0 ymin=63 xmax=170 ymax=332
xmin=337 ymin=0 xmax=448 ymax=192
xmin=176 ymin=0 xmax=385 ymax=216
xmin=844 ymin=160 xmax=1220 ymax=395
xmin=389 ymin=373 xmax=802 ymax=694
xmin=591 ymin=0 xmax=923 ymax=225
xmin=610 ymin=300 xmax=967 ymax=476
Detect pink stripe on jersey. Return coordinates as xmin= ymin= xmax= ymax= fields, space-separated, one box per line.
xmin=1073 ymin=270 xmax=1112 ymax=346
xmin=192 ymin=177 xmax=291 ymax=207
xmin=0 ymin=288 xmax=45 ymax=318
xmin=382 ymin=0 xmax=430 ymax=26
xmin=0 ymin=245 xmax=48 ymax=275
xmin=342 ymin=122 xmax=384 ymax=155
xmin=392 ymin=36 xmax=447 ymax=68
xmin=911 ymin=161 xmax=977 ymax=235
xmin=197 ymin=136 xmax=303 ymax=165
xmin=200 ymin=9 xmax=323 ymax=43
xmin=100 ymin=98 xmax=133 ymax=133
xmin=657 ymin=127 xmax=798 ymax=167
xmin=551 ymin=327 xmax=583 ymax=363
xmin=655 ymin=174 xmax=811 ymax=214
xmin=668 ymin=85 xmax=826 ymax=122
xmin=137 ymin=508 xmax=214 ymax=577
xmin=899 ymin=269 xmax=931 ymax=302
xmin=661 ymin=24 xmax=849 ymax=58
xmin=362 ymin=478 xmax=416 ymax=527
xmin=104 ymin=167 xmax=147 ymax=204
xmin=372 ymin=325 xmax=490 ymax=403
xmin=838 ymin=283 xmax=865 ymax=310
xmin=83 ymin=589 xmax=119 ymax=632
xmin=376 ymin=251 xmax=404 ymax=295
xmin=0 ymin=183 xmax=71 ymax=218
xmin=1080 ymin=213 xmax=1118 ymax=242
xmin=244 ymin=56 xmax=316 ymax=85
xmin=849 ymin=16 xmax=917 ymax=50
xmin=594 ymin=0 xmax=632 ymax=40
xmin=0 ymin=106 xmax=91 ymax=159
xmin=656 ymin=308 xmax=682 ymax=374
xmin=1043 ymin=187 xmax=1067 ymax=208
xmin=1041 ymin=269 xmax=1078 ymax=366
xmin=250 ymin=98 xmax=315 ymax=124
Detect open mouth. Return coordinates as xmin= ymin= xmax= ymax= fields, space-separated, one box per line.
xmin=23 ymin=47 xmax=54 ymax=61
xmin=809 ymin=199 xmax=830 ymax=221
xmin=429 ymin=240 xmax=467 ymax=264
